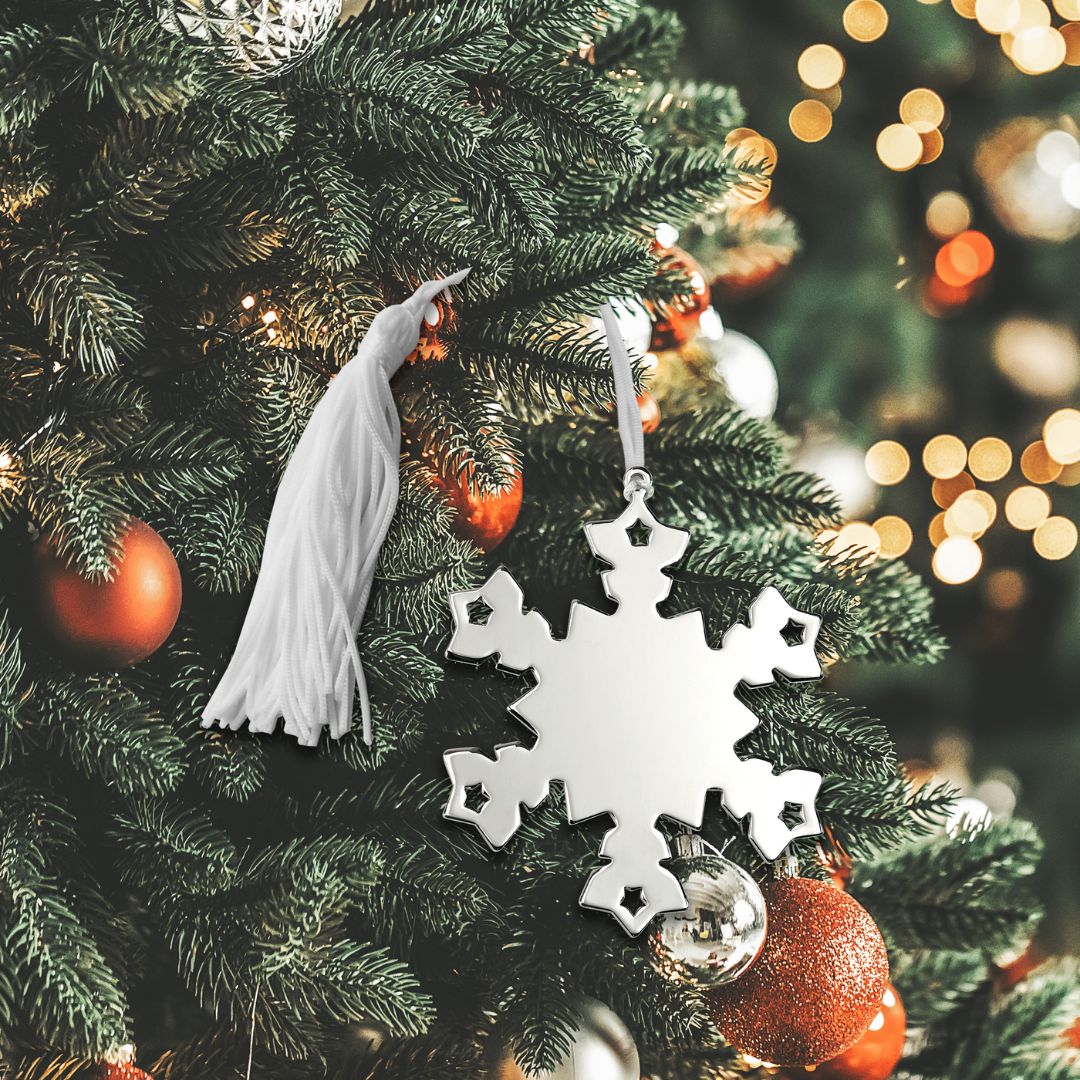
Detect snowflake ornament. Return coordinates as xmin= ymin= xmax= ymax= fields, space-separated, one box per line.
xmin=442 ymin=484 xmax=825 ymax=935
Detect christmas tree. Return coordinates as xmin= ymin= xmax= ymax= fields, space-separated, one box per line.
xmin=0 ymin=2 xmax=1077 ymax=1079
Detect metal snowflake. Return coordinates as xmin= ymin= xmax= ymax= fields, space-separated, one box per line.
xmin=442 ymin=489 xmax=824 ymax=934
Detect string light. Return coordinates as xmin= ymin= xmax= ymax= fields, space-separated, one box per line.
xmin=655 ymin=222 xmax=680 ymax=247
xmin=932 ymin=472 xmax=975 ymax=508
xmin=873 ymin=515 xmax=913 ymax=557
xmin=798 ymin=44 xmax=846 ymax=89
xmin=876 ymin=123 xmax=923 ymax=170
xmin=1019 ymin=440 xmax=1063 ymax=483
xmin=923 ymin=434 xmax=967 ymax=479
xmin=968 ymin=436 xmax=1013 ymax=481
xmin=843 ymin=0 xmax=890 ymax=40
xmin=789 ymin=99 xmax=834 ymax=142
xmin=1033 ymin=516 xmax=1079 ymax=558
xmin=1043 ymin=408 xmax=1080 ymax=464
xmin=241 ymin=294 xmax=256 ymax=310
xmin=1004 ymin=485 xmax=1051 ymax=529
xmin=261 ymin=310 xmax=279 ymax=325
xmin=926 ymin=192 xmax=973 ymax=238
xmin=864 ymin=440 xmax=910 ymax=484
xmin=933 ymin=536 xmax=983 ymax=583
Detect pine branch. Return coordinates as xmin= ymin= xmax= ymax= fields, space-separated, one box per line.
xmin=589 ymin=8 xmax=686 ymax=77
xmin=0 ymin=25 xmax=56 ymax=135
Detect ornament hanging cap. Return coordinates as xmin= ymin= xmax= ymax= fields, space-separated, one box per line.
xmin=202 ymin=270 xmax=470 ymax=747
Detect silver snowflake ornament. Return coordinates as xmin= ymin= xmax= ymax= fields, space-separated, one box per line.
xmin=442 ymin=488 xmax=824 ymax=934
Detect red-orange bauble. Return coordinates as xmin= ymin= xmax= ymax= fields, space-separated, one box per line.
xmin=436 ymin=470 xmax=523 ymax=552
xmin=637 ymin=392 xmax=661 ymax=434
xmin=783 ymin=983 xmax=906 ymax=1080
xmin=29 ymin=518 xmax=182 ymax=669
xmin=99 ymin=1064 xmax=153 ymax=1080
xmin=706 ymin=877 xmax=889 ymax=1068
xmin=650 ymin=246 xmax=711 ymax=352
xmin=406 ymin=292 xmax=457 ymax=363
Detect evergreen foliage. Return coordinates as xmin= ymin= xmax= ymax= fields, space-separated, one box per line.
xmin=0 ymin=1 xmax=1074 ymax=1078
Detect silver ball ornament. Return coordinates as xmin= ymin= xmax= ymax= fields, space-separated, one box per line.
xmin=699 ymin=328 xmax=778 ymax=420
xmin=658 ymin=842 xmax=767 ymax=988
xmin=161 ymin=0 xmax=342 ymax=77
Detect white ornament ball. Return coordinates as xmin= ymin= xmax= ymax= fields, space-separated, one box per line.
xmin=161 ymin=0 xmax=342 ymax=77
xmin=659 ymin=853 xmax=767 ymax=987
xmin=530 ymin=999 xmax=639 ymax=1080
xmin=700 ymin=329 xmax=778 ymax=420
xmin=796 ymin=431 xmax=878 ymax=521
xmin=590 ymin=297 xmax=653 ymax=358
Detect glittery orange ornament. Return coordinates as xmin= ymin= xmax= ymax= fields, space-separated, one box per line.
xmin=706 ymin=877 xmax=889 ymax=1067
xmin=650 ymin=246 xmax=711 ymax=351
xmin=435 ymin=469 xmax=523 ymax=552
xmin=100 ymin=1065 xmax=153 ymax=1080
xmin=783 ymin=983 xmax=906 ymax=1080
xmin=406 ymin=291 xmax=457 ymax=363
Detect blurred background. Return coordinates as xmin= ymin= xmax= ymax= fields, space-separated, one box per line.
xmin=665 ymin=0 xmax=1080 ymax=952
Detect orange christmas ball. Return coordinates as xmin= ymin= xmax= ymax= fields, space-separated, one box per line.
xmin=706 ymin=877 xmax=889 ymax=1068
xmin=437 ymin=470 xmax=523 ymax=552
xmin=638 ymin=392 xmax=661 ymax=434
xmin=29 ymin=518 xmax=182 ymax=669
xmin=406 ymin=292 xmax=456 ymax=363
xmin=100 ymin=1064 xmax=153 ymax=1080
xmin=650 ymin=246 xmax=711 ymax=351
xmin=784 ymin=983 xmax=906 ymax=1080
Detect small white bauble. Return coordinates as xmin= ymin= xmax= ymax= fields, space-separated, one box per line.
xmin=796 ymin=431 xmax=878 ymax=520
xmin=530 ymin=999 xmax=639 ymax=1080
xmin=700 ymin=329 xmax=778 ymax=420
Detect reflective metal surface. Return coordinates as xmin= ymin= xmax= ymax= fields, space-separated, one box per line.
xmin=659 ymin=855 xmax=768 ymax=986
xmin=442 ymin=488 xmax=824 ymax=935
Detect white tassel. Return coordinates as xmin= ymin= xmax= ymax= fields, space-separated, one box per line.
xmin=202 ymin=270 xmax=471 ymax=747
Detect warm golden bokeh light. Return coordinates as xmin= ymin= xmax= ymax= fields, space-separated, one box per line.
xmin=1033 ymin=516 xmax=1079 ymax=559
xmin=985 ymin=568 xmax=1027 ymax=610
xmin=798 ymin=44 xmax=846 ymax=89
xmin=945 ymin=490 xmax=996 ymax=537
xmin=952 ymin=0 xmax=978 ymax=14
xmin=926 ymin=191 xmax=973 ymax=239
xmin=932 ymin=472 xmax=975 ymax=508
xmin=873 ymin=515 xmax=914 ymax=557
xmin=923 ymin=434 xmax=968 ymax=479
xmin=1010 ymin=25 xmax=1066 ymax=73
xmin=935 ymin=231 xmax=995 ymax=287
xmin=827 ymin=521 xmax=882 ymax=557
xmin=975 ymin=0 xmax=1021 ymax=32
xmin=933 ymin=536 xmax=983 ymax=584
xmin=1062 ymin=22 xmax=1080 ymax=65
xmin=1044 ymin=409 xmax=1080 ymax=464
xmin=1020 ymin=440 xmax=1063 ymax=484
xmin=1004 ymin=485 xmax=1052 ymax=530
xmin=877 ymin=123 xmax=924 ymax=171
xmin=844 ymin=0 xmax=890 ymax=40
xmin=1014 ymin=0 xmax=1052 ymax=28
xmin=929 ymin=511 xmax=949 ymax=547
xmin=789 ymin=99 xmax=833 ymax=142
xmin=1057 ymin=461 xmax=1080 ymax=487
xmin=900 ymin=89 xmax=946 ymax=133
xmin=864 ymin=440 xmax=910 ymax=485
xmin=1052 ymin=0 xmax=1080 ymax=17
xmin=968 ymin=436 xmax=1013 ymax=481
xmin=919 ymin=128 xmax=945 ymax=165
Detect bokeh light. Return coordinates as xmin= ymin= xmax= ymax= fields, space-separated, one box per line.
xmin=1020 ymin=440 xmax=1063 ymax=484
xmin=877 ymin=123 xmax=924 ymax=170
xmin=844 ymin=0 xmax=890 ymax=40
xmin=1043 ymin=408 xmax=1080 ymax=464
xmin=975 ymin=0 xmax=1021 ymax=32
xmin=1004 ymin=485 xmax=1051 ymax=529
xmin=933 ymin=471 xmax=976 ymax=508
xmin=933 ymin=536 xmax=983 ymax=584
xmin=798 ymin=44 xmax=846 ymax=89
xmin=789 ymin=99 xmax=833 ymax=142
xmin=968 ymin=436 xmax=1013 ymax=481
xmin=929 ymin=511 xmax=949 ymax=546
xmin=1033 ymin=516 xmax=1079 ymax=559
xmin=992 ymin=317 xmax=1080 ymax=397
xmin=1010 ymin=25 xmax=1066 ymax=73
xmin=945 ymin=490 xmax=996 ymax=537
xmin=900 ymin=89 xmax=946 ymax=132
xmin=874 ymin=515 xmax=913 ymax=557
xmin=926 ymin=191 xmax=973 ymax=238
xmin=935 ymin=230 xmax=995 ymax=286
xmin=985 ymin=568 xmax=1027 ymax=610
xmin=827 ymin=520 xmax=883 ymax=558
xmin=864 ymin=440 xmax=910 ymax=485
xmin=923 ymin=434 xmax=968 ymax=478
